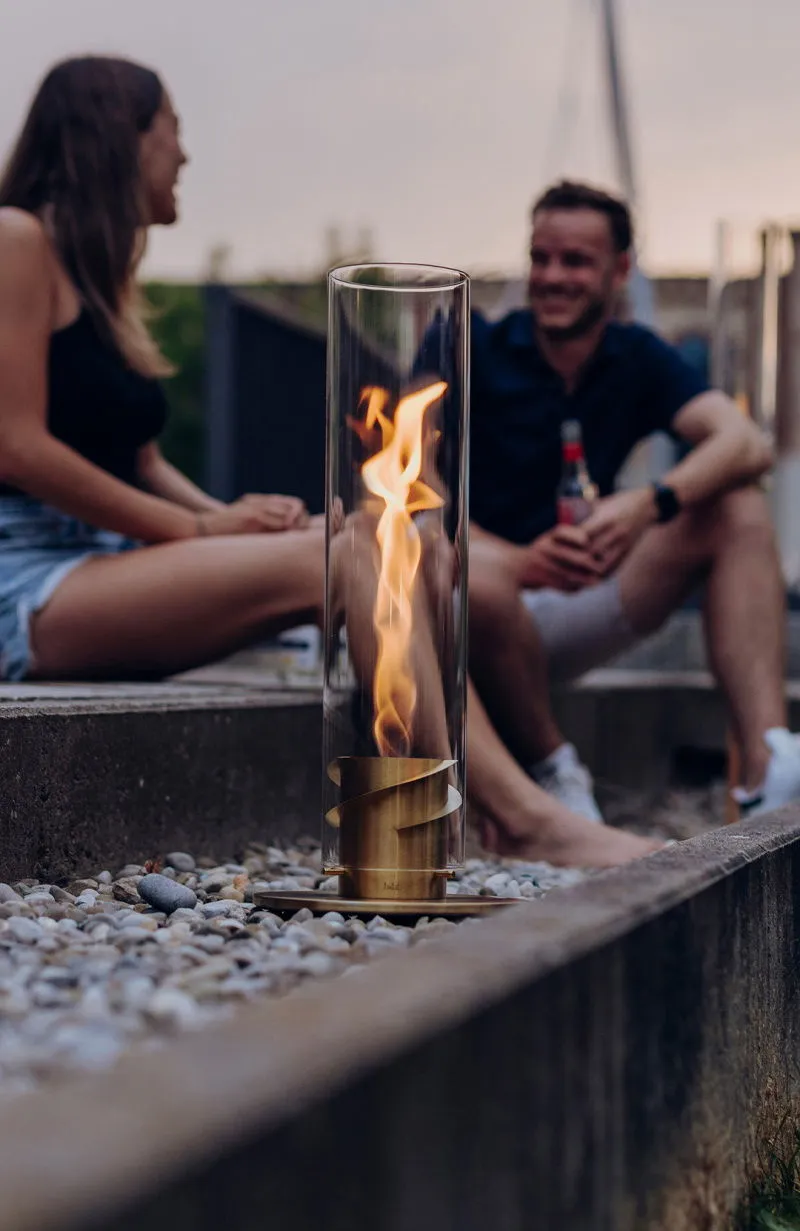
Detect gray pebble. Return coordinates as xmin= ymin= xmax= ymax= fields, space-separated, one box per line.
xmin=137 ymin=874 xmax=197 ymax=915
xmin=0 ymin=884 xmax=21 ymax=904
xmin=200 ymin=901 xmax=238 ymax=919
xmin=165 ymin=851 xmax=196 ymax=873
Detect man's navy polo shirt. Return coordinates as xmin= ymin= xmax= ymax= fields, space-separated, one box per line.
xmin=470 ymin=309 xmax=709 ymax=544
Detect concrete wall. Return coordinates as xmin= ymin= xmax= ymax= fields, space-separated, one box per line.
xmin=3 ymin=642 xmax=800 ymax=885
xmin=1 ymin=812 xmax=799 ymax=1231
xmin=0 ymin=685 xmax=321 ymax=884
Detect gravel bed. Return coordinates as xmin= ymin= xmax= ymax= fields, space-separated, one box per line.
xmin=598 ymin=780 xmax=725 ymax=840
xmin=0 ymin=842 xmax=586 ymax=1103
xmin=0 ymin=779 xmax=724 ymax=1103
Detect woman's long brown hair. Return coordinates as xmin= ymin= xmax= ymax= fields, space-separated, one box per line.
xmin=0 ymin=56 xmax=171 ymax=376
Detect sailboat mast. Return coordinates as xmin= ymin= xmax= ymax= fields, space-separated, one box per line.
xmin=600 ymin=0 xmax=637 ymax=205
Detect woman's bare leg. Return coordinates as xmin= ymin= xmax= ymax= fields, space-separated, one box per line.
xmin=333 ymin=516 xmax=452 ymax=760
xmin=467 ymin=681 xmax=661 ymax=867
xmin=30 ymin=528 xmax=325 ymax=679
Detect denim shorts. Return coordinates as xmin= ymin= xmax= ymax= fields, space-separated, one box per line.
xmin=0 ymin=497 xmax=136 ymax=681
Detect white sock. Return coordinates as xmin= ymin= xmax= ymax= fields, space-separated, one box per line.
xmin=531 ymin=742 xmax=579 ymax=776
xmin=731 ymin=727 xmax=799 ymax=805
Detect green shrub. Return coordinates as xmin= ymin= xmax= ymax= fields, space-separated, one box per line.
xmin=145 ymin=282 xmax=205 ymax=483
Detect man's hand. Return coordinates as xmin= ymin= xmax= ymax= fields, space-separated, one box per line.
xmin=517 ymin=524 xmax=603 ymax=592
xmin=582 ymin=489 xmax=656 ymax=576
xmin=230 ymin=493 xmax=310 ymax=531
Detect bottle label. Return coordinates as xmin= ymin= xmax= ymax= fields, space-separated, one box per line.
xmin=557 ymin=496 xmax=593 ymax=526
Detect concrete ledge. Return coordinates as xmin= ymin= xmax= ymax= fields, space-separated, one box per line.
xmin=0 ymin=680 xmax=321 ymax=883
xmin=3 ymin=661 xmax=800 ymax=882
xmin=1 ymin=811 xmax=799 ymax=1231
xmin=610 ymin=609 xmax=800 ymax=675
xmin=555 ymin=669 xmax=800 ymax=788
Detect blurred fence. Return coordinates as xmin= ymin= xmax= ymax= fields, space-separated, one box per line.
xmin=204 ymin=286 xmax=327 ymax=511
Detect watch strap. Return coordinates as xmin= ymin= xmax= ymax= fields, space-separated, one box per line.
xmin=652 ymin=482 xmax=681 ymax=523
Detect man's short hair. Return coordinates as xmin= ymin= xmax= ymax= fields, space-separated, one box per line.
xmin=532 ymin=180 xmax=633 ymax=254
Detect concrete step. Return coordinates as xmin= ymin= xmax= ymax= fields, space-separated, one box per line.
xmin=3 ymin=656 xmax=799 ymax=883
xmin=0 ymin=674 xmax=320 ymax=884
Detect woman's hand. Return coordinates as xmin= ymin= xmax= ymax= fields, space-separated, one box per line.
xmin=235 ymin=493 xmax=309 ymax=530
xmin=196 ymin=494 xmax=310 ymax=537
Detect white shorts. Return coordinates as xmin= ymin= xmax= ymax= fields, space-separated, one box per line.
xmin=522 ymin=577 xmax=638 ymax=682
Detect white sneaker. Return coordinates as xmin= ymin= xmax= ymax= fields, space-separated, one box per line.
xmin=732 ymin=728 xmax=800 ymax=817
xmin=530 ymin=742 xmax=604 ymax=823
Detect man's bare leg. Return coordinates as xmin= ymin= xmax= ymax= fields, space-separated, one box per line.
xmin=617 ymin=485 xmax=786 ymax=788
xmin=469 ymin=539 xmax=565 ymax=764
xmin=469 ymin=485 xmax=788 ymax=797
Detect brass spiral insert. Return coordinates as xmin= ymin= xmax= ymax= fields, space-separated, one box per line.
xmin=325 ymin=756 xmax=462 ymax=900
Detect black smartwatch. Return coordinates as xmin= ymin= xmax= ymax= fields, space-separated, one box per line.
xmin=652 ymin=482 xmax=681 ymax=524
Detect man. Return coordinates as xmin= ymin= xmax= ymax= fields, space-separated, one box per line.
xmin=467 ymin=179 xmax=800 ymax=821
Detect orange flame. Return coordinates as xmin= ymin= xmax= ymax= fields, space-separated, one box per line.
xmin=359 ymin=381 xmax=446 ymax=756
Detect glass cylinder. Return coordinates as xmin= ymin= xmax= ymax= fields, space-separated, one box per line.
xmin=323 ymin=263 xmax=470 ymax=901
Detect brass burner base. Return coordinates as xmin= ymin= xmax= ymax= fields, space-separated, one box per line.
xmin=253 ymin=888 xmax=523 ymax=919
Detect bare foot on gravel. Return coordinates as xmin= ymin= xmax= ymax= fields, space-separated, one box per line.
xmin=479 ymin=805 xmax=665 ymax=868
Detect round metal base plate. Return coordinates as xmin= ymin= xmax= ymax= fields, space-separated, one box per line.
xmin=253 ymin=889 xmax=523 ymax=920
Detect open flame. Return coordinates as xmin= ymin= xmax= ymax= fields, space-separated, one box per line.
xmin=358 ymin=381 xmax=446 ymax=756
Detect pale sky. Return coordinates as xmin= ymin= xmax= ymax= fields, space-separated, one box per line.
xmin=3 ymin=0 xmax=800 ymax=280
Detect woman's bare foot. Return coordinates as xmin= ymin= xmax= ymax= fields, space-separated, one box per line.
xmin=479 ymin=802 xmax=664 ymax=868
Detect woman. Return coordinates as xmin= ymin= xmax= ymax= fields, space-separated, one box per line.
xmin=0 ymin=56 xmax=323 ymax=680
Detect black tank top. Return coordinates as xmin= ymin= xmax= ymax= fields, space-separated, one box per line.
xmin=0 ymin=309 xmax=169 ymax=496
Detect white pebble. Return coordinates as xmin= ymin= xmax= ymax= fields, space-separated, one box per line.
xmin=7 ymin=918 xmax=42 ymax=944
